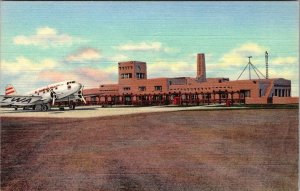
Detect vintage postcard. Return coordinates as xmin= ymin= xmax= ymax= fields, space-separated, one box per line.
xmin=1 ymin=1 xmax=298 ymax=190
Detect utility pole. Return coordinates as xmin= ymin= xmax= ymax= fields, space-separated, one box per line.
xmin=265 ymin=51 xmax=269 ymax=79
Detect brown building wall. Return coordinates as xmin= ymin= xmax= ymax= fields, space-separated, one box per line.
xmin=119 ymin=78 xmax=168 ymax=95
xmin=118 ymin=61 xmax=147 ymax=85
xmin=273 ymin=97 xmax=299 ymax=104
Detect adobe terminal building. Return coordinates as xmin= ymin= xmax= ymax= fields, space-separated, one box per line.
xmin=83 ymin=53 xmax=298 ymax=106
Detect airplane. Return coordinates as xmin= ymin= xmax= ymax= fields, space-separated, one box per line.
xmin=0 ymin=80 xmax=86 ymax=111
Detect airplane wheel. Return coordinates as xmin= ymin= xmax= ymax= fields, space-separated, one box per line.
xmin=69 ymin=103 xmax=76 ymax=110
xmin=42 ymin=104 xmax=48 ymax=112
xmin=35 ymin=104 xmax=42 ymax=111
xmin=14 ymin=107 xmax=18 ymax=111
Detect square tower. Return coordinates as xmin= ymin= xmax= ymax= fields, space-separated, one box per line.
xmin=118 ymin=61 xmax=147 ymax=84
xmin=196 ymin=53 xmax=206 ymax=82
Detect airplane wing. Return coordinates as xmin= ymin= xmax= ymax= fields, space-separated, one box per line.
xmin=0 ymin=95 xmax=43 ymax=106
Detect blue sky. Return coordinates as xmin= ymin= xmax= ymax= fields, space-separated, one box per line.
xmin=1 ymin=1 xmax=299 ymax=95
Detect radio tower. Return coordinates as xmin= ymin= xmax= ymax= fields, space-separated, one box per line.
xmin=265 ymin=51 xmax=269 ymax=79
xmin=237 ymin=56 xmax=266 ymax=80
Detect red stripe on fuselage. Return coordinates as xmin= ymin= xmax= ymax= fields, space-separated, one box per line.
xmin=5 ymin=90 xmax=15 ymax=95
xmin=5 ymin=87 xmax=13 ymax=91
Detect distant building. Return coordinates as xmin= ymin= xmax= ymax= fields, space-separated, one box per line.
xmin=83 ymin=53 xmax=298 ymax=105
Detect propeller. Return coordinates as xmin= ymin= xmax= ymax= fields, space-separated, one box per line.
xmin=49 ymin=87 xmax=57 ymax=106
xmin=78 ymin=85 xmax=87 ymax=104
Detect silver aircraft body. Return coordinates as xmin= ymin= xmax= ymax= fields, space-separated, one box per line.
xmin=0 ymin=80 xmax=86 ymax=111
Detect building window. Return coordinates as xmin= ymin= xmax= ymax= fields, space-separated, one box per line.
xmin=153 ymin=95 xmax=162 ymax=101
xmin=136 ymin=73 xmax=145 ymax=79
xmin=123 ymin=87 xmax=131 ymax=91
xmin=275 ymin=89 xmax=278 ymax=96
xmin=154 ymin=86 xmax=162 ymax=91
xmin=121 ymin=73 xmax=132 ymax=79
xmin=139 ymin=86 xmax=146 ymax=91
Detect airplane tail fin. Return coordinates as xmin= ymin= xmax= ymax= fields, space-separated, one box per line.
xmin=5 ymin=84 xmax=17 ymax=95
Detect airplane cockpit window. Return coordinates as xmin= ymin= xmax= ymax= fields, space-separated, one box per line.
xmin=67 ymin=81 xmax=76 ymax=85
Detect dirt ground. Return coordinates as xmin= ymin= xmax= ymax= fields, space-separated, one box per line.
xmin=1 ymin=109 xmax=298 ymax=191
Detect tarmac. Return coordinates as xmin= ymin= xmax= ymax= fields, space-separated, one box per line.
xmin=1 ymin=108 xmax=298 ymax=190
xmin=0 ymin=105 xmax=245 ymax=118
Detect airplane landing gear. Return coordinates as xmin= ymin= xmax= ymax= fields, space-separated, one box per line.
xmin=35 ymin=104 xmax=42 ymax=111
xmin=69 ymin=103 xmax=76 ymax=110
xmin=34 ymin=104 xmax=50 ymax=112
xmin=41 ymin=104 xmax=48 ymax=112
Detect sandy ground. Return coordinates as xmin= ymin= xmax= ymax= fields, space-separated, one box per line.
xmin=1 ymin=109 xmax=298 ymax=191
xmin=0 ymin=105 xmax=245 ymax=118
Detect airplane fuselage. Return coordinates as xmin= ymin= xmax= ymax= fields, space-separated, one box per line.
xmin=28 ymin=80 xmax=82 ymax=103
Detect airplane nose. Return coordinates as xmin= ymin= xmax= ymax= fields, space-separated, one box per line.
xmin=78 ymin=83 xmax=82 ymax=89
xmin=76 ymin=83 xmax=82 ymax=91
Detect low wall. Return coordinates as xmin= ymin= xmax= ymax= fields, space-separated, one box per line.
xmin=245 ymin=97 xmax=269 ymax=104
xmin=273 ymin=97 xmax=299 ymax=104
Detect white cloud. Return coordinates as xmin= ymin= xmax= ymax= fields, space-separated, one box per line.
xmin=1 ymin=57 xmax=58 ymax=75
xmin=13 ymin=27 xmax=85 ymax=48
xmin=65 ymin=48 xmax=102 ymax=62
xmin=217 ymin=43 xmax=267 ymax=68
xmin=36 ymin=27 xmax=57 ymax=36
xmin=109 ymin=54 xmax=129 ymax=62
xmin=148 ymin=61 xmax=195 ymax=78
xmin=272 ymin=57 xmax=297 ymax=66
xmin=116 ymin=42 xmax=175 ymax=53
xmin=1 ymin=57 xmax=60 ymax=93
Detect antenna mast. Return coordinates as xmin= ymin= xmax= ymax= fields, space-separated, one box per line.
xmin=248 ymin=56 xmax=252 ymax=80
xmin=265 ymin=51 xmax=269 ymax=79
